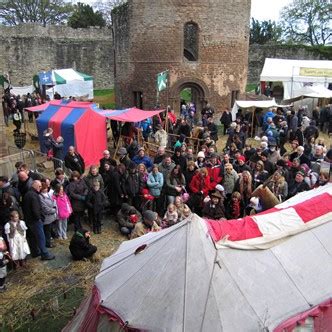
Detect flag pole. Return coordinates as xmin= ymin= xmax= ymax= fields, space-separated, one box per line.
xmin=165 ymin=70 xmax=169 ymax=134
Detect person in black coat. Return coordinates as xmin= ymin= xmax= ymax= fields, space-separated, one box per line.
xmin=173 ymin=147 xmax=187 ymax=172
xmin=64 ymin=146 xmax=85 ymax=175
xmin=288 ymin=170 xmax=310 ymax=198
xmin=207 ymin=117 xmax=218 ymax=142
xmin=22 ymin=180 xmax=55 ymax=260
xmin=99 ymin=150 xmax=117 ymax=175
xmin=220 ymin=108 xmax=232 ymax=135
xmin=86 ymin=182 xmax=108 ymax=234
xmin=69 ymin=229 xmax=97 ymax=261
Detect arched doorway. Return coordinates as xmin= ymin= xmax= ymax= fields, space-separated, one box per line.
xmin=169 ymin=78 xmax=209 ymax=116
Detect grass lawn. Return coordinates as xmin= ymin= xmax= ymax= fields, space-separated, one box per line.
xmin=246 ymin=83 xmax=257 ymax=92
xmin=93 ymin=88 xmax=116 ymax=109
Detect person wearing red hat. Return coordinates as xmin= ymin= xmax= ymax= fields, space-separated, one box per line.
xmin=234 ymin=155 xmax=252 ymax=174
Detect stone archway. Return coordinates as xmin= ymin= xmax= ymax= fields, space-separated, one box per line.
xmin=169 ymin=77 xmax=210 ymax=115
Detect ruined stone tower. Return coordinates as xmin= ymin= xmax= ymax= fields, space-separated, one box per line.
xmin=112 ymin=0 xmax=251 ymax=113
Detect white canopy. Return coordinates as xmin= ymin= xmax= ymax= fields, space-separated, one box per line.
xmin=260 ymin=58 xmax=332 ymax=99
xmin=39 ymin=68 xmax=94 ymax=99
xmin=11 ymin=85 xmax=34 ymax=96
xmin=231 ymin=98 xmax=288 ymax=121
xmin=260 ymin=58 xmax=332 ymax=83
xmin=291 ymin=85 xmax=332 ymax=99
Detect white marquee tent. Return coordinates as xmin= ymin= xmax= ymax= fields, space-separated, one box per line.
xmin=39 ymin=68 xmax=94 ymax=99
xmin=260 ymin=58 xmax=332 ymax=99
xmin=63 ymin=185 xmax=332 ymax=332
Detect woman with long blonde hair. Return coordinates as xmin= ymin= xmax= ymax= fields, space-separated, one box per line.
xmin=234 ymin=170 xmax=253 ymax=207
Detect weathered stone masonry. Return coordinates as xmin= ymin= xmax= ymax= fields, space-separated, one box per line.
xmin=0 ymin=24 xmax=114 ymax=89
xmin=112 ymin=0 xmax=251 ymax=112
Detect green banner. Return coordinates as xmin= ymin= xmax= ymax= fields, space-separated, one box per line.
xmin=157 ymin=71 xmax=168 ymax=92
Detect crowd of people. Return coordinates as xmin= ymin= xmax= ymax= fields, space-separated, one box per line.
xmin=1 ymin=95 xmax=332 ymax=293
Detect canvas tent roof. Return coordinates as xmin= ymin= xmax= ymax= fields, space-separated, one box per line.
xmin=231 ymin=98 xmax=289 ymax=121
xmin=99 ymin=107 xmax=165 ymax=122
xmin=26 ymin=102 xmax=164 ymax=123
xmin=38 ymin=68 xmax=94 ymax=99
xmin=284 ymin=85 xmax=332 ymax=102
xmin=31 ymin=100 xmax=106 ymax=166
xmin=64 ymin=185 xmax=332 ymax=332
xmin=260 ymin=58 xmax=332 ymax=83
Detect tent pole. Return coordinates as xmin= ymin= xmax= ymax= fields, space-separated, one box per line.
xmin=251 ymin=107 xmax=255 ymax=138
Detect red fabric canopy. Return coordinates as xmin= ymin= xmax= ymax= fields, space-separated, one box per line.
xmin=100 ymin=107 xmax=165 ymax=122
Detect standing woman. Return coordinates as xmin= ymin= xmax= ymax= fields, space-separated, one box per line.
xmin=189 ymin=167 xmax=211 ymax=216
xmin=266 ymin=170 xmax=288 ymax=202
xmin=252 ymin=160 xmax=269 ymax=189
xmin=67 ymin=171 xmax=89 ymax=231
xmin=147 ymin=164 xmax=164 ymax=215
xmin=165 ymin=165 xmax=186 ymax=204
xmin=39 ymin=182 xmax=57 ymax=248
xmin=234 ymin=170 xmax=253 ymax=208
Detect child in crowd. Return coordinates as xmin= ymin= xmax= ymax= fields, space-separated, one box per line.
xmin=174 ymin=196 xmax=185 ymax=220
xmin=162 ymin=203 xmax=179 ymax=228
xmin=202 ymin=191 xmax=225 ymax=220
xmin=0 ymin=237 xmax=10 ymax=292
xmin=226 ymin=191 xmax=244 ymax=219
xmin=53 ymin=184 xmax=72 ymax=240
xmin=4 ymin=211 xmax=30 ymax=267
xmin=182 ymin=204 xmax=192 ymax=220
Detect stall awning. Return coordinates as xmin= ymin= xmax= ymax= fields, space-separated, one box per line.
xmin=100 ymin=108 xmax=165 ymax=122
xmin=231 ymin=98 xmax=289 ymax=121
xmin=260 ymin=58 xmax=332 ymax=83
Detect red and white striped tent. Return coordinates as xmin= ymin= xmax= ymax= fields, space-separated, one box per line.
xmin=206 ymin=184 xmax=332 ymax=250
xmin=64 ymin=184 xmax=332 ymax=331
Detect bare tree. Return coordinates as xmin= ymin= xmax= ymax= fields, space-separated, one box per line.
xmin=280 ymin=0 xmax=331 ymax=46
xmin=0 ymin=0 xmax=73 ymax=27
xmin=92 ymin=0 xmax=127 ymax=26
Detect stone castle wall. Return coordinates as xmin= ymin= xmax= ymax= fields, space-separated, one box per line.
xmin=0 ymin=24 xmax=114 ymax=89
xmin=0 ymin=22 xmax=329 ymax=106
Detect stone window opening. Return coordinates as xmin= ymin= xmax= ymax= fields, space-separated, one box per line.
xmin=184 ymin=22 xmax=199 ymax=62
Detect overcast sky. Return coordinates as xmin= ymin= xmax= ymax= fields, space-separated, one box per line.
xmin=251 ymin=0 xmax=292 ymax=21
xmin=80 ymin=0 xmax=293 ymax=22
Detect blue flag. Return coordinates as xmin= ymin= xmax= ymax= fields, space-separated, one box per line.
xmin=38 ymin=71 xmax=53 ymax=85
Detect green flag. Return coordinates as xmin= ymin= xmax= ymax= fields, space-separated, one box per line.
xmin=0 ymin=75 xmax=9 ymax=87
xmin=157 ymin=71 xmax=168 ymax=92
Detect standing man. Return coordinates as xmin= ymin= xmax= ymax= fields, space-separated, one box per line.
xmin=220 ymin=108 xmax=232 ymax=135
xmin=64 ymin=146 xmax=85 ymax=175
xmin=23 ymin=180 xmax=55 ymax=260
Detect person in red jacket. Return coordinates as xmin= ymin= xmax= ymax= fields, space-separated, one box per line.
xmin=188 ymin=167 xmax=212 ymax=216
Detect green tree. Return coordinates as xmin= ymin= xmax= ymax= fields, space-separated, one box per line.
xmin=280 ymin=0 xmax=331 ymax=45
xmin=0 ymin=0 xmax=73 ymax=26
xmin=250 ymin=18 xmax=282 ymax=44
xmin=68 ymin=3 xmax=106 ymax=29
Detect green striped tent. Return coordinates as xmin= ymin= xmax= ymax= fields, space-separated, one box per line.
xmin=38 ymin=68 xmax=94 ymax=99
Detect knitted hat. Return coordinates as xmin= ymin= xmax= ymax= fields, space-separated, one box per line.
xmin=197 ymin=151 xmax=205 ymax=159
xmin=143 ymin=210 xmax=156 ymax=222
xmin=118 ymin=147 xmax=127 ymax=156
xmin=121 ymin=203 xmax=131 ymax=213
xmin=296 ymin=170 xmax=305 ymax=177
xmin=237 ymin=155 xmax=246 ymax=162
xmin=215 ymin=184 xmax=225 ymax=192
